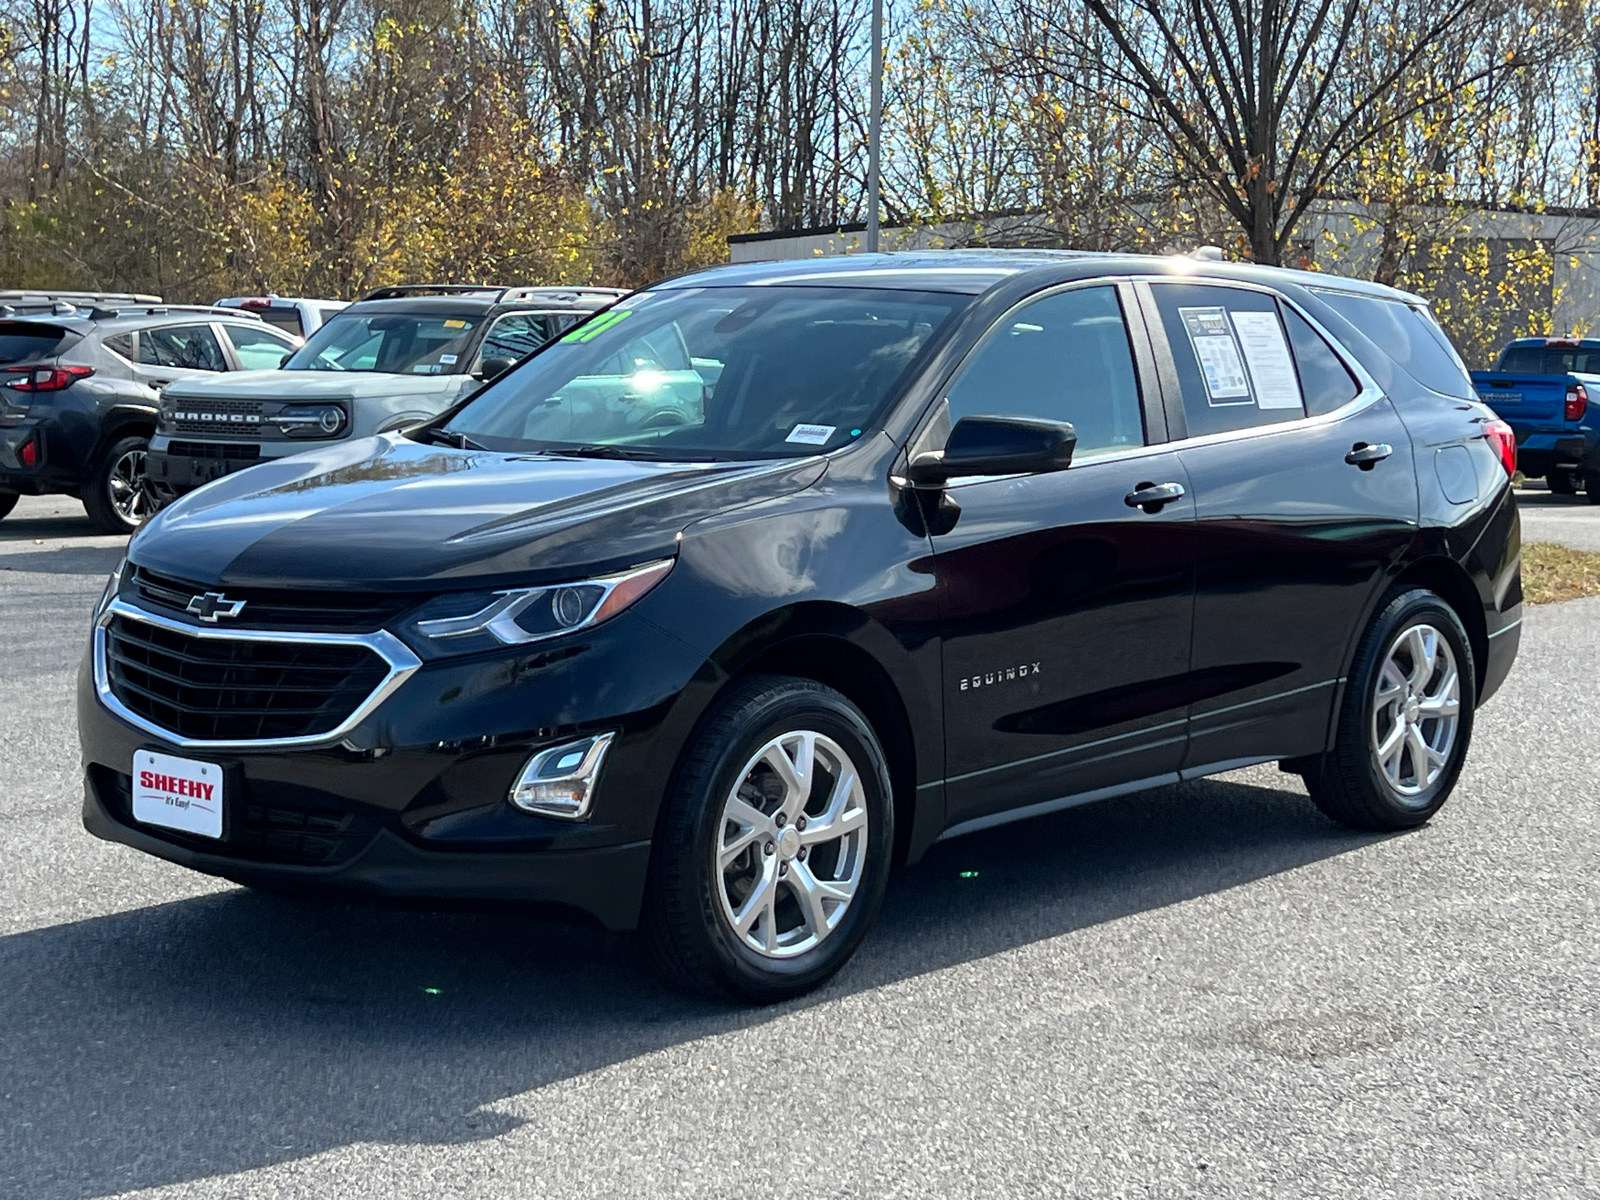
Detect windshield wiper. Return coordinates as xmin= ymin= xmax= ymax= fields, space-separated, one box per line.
xmin=418 ymin=427 xmax=488 ymax=451
xmin=543 ymin=444 xmax=720 ymax=462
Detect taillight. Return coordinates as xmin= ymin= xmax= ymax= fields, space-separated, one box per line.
xmin=1483 ymin=418 xmax=1517 ymax=477
xmin=2 ymin=365 xmax=93 ymax=392
xmin=1566 ymin=383 xmax=1588 ymax=421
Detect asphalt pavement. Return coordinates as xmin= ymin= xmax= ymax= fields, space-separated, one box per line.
xmin=2 ymin=492 xmax=1598 ymax=1199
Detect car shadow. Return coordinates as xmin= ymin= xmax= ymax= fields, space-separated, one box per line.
xmin=0 ymin=546 xmax=125 ymax=576
xmin=2 ymin=773 xmax=1385 ymax=1199
xmin=0 ymin=507 xmax=110 ymax=542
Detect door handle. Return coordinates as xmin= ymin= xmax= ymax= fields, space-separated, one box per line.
xmin=1345 ymin=442 xmax=1393 ymax=469
xmin=1125 ymin=481 xmax=1186 ymax=512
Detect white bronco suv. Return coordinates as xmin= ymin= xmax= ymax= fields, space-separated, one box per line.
xmin=146 ymin=284 xmax=625 ymax=505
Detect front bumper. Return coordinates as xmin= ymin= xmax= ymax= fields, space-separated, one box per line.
xmin=78 ymin=604 xmax=716 ymax=931
xmin=82 ymin=770 xmax=651 ymax=929
xmin=146 ymin=442 xmax=275 ymax=499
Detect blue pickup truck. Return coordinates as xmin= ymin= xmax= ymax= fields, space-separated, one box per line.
xmin=1471 ymin=337 xmax=1600 ymax=501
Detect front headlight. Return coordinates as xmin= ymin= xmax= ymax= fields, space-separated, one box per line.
xmin=94 ymin=557 xmax=127 ymax=623
xmin=408 ymin=558 xmax=674 ymax=653
xmin=276 ymin=404 xmax=347 ymax=438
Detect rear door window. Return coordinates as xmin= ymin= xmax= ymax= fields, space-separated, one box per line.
xmin=1149 ymin=284 xmax=1307 ymax=437
xmin=140 ymin=324 xmax=228 ymax=371
xmin=477 ymin=313 xmax=557 ymax=366
xmin=1311 ymin=290 xmax=1473 ymax=397
xmin=223 ymin=323 xmax=299 ymax=370
xmin=944 ymin=284 xmax=1145 ymax=458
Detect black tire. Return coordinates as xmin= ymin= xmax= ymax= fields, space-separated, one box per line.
xmin=82 ymin=434 xmax=151 ymax=534
xmin=0 ymin=491 xmax=17 ymax=520
xmin=1548 ymin=469 xmax=1578 ymax=495
xmin=1585 ymin=472 xmax=1600 ymax=505
xmin=642 ymin=675 xmax=894 ymax=1003
xmin=1302 ymin=588 xmax=1475 ymax=831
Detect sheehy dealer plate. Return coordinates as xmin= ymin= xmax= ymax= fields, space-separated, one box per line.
xmin=132 ymin=749 xmax=223 ymax=839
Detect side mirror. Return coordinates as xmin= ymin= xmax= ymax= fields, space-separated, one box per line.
xmin=274 ymin=349 xmax=294 ymax=368
xmin=906 ymin=415 xmax=1076 ymax=486
xmin=475 ymin=356 xmax=516 ymax=382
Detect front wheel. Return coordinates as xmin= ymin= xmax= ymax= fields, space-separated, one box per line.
xmin=82 ymin=435 xmax=151 ymax=534
xmin=643 ymin=676 xmax=894 ymax=1003
xmin=1303 ymin=588 xmax=1475 ymax=831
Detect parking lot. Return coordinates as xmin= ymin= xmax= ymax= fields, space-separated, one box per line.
xmin=3 ymin=491 xmax=1597 ymax=1199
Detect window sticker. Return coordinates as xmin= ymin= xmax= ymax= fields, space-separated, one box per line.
xmin=412 ymin=363 xmax=443 ymax=375
xmin=439 ymin=353 xmax=458 ymax=364
xmin=443 ymin=319 xmax=467 ymax=329
xmin=562 ymin=310 xmax=632 ymax=343
xmin=785 ymin=423 xmax=836 ymax=445
xmin=1179 ymin=306 xmax=1251 ymax=405
xmin=1229 ymin=311 xmax=1303 ymax=410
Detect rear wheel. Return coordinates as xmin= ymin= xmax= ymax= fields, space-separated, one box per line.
xmin=1585 ymin=472 xmax=1600 ymax=505
xmin=0 ymin=491 xmax=16 ymax=520
xmin=1302 ymin=588 xmax=1475 ymax=831
xmin=1548 ymin=469 xmax=1578 ymax=495
xmin=82 ymin=435 xmax=150 ymax=534
xmin=643 ymin=675 xmax=894 ymax=1003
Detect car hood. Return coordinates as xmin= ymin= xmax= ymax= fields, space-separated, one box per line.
xmin=160 ymin=370 xmax=460 ymax=402
xmin=130 ymin=434 xmax=827 ymax=591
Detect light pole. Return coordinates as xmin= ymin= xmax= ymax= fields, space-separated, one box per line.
xmin=866 ymin=0 xmax=883 ymax=254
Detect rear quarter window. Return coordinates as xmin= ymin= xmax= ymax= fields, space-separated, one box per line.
xmin=0 ymin=322 xmax=80 ymax=363
xmin=1311 ymin=290 xmax=1473 ymax=398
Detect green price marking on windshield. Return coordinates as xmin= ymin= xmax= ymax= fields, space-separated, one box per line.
xmin=561 ymin=310 xmax=632 ymax=343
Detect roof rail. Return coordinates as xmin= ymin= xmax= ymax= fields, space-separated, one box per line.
xmin=0 ymin=289 xmax=162 ymax=305
xmin=84 ymin=304 xmax=263 ymax=321
xmin=498 ymin=286 xmax=630 ymax=304
xmin=359 ymin=283 xmax=509 ymax=302
xmin=358 ymin=283 xmax=631 ymax=304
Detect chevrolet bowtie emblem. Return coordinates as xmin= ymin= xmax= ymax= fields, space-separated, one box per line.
xmin=186 ymin=592 xmax=247 ymax=622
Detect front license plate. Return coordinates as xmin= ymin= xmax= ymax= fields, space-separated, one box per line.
xmin=133 ymin=750 xmax=224 ymax=839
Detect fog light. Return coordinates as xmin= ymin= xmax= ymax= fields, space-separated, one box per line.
xmin=509 ymin=732 xmax=615 ymax=819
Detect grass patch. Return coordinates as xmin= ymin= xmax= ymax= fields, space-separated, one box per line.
xmin=1522 ymin=542 xmax=1600 ymax=604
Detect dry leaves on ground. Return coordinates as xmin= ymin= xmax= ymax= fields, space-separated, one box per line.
xmin=1521 ymin=542 xmax=1600 ymax=604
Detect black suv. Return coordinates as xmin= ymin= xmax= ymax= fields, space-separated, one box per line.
xmin=0 ymin=301 xmax=300 ymax=531
xmin=79 ymin=253 xmax=1522 ymax=1001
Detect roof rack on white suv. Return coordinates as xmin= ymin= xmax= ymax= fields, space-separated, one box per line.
xmin=84 ymin=305 xmax=263 ymax=321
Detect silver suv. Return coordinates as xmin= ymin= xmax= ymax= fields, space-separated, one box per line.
xmin=146 ymin=285 xmax=625 ymax=505
xmin=0 ymin=301 xmax=301 ymax=532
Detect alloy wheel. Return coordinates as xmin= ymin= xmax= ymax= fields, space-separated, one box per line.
xmin=108 ymin=447 xmax=148 ymax=525
xmin=1370 ymin=622 xmax=1461 ymax=802
xmin=714 ymin=730 xmax=868 ymax=959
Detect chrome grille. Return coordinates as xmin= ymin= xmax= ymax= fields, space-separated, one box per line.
xmin=106 ymin=614 xmax=388 ymax=741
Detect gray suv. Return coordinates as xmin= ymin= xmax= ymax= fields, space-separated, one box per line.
xmin=146 ymin=285 xmax=626 ymax=505
xmin=0 ymin=301 xmax=301 ymax=532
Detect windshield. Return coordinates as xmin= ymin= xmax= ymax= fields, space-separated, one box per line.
xmin=440 ymin=286 xmax=966 ymax=460
xmin=284 ymin=310 xmax=479 ymax=374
